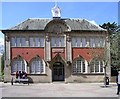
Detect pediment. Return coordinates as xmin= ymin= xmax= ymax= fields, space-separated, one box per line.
xmin=50 ymin=53 xmax=67 ymax=66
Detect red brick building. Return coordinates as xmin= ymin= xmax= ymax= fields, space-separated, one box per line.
xmin=2 ymin=5 xmax=111 ymax=83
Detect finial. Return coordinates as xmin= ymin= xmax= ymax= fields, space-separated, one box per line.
xmin=51 ymin=1 xmax=61 ymax=18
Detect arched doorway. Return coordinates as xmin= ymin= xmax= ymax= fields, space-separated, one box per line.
xmin=52 ymin=62 xmax=64 ymax=81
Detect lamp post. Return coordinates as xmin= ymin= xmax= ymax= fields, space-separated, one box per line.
xmin=104 ymin=65 xmax=107 ymax=87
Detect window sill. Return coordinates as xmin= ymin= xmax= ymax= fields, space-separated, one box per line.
xmin=72 ymin=73 xmax=104 ymax=75
xmin=27 ymin=74 xmax=47 ymax=76
xmin=72 ymin=47 xmax=104 ymax=49
xmin=11 ymin=46 xmax=44 ymax=48
xmin=11 ymin=73 xmax=47 ymax=76
xmin=51 ymin=47 xmax=65 ymax=48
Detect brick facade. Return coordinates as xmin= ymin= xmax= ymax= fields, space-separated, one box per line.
xmin=11 ymin=48 xmax=44 ymax=62
xmin=2 ymin=18 xmax=111 ymax=83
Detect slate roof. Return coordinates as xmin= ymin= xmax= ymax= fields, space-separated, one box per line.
xmin=9 ymin=18 xmax=106 ymax=31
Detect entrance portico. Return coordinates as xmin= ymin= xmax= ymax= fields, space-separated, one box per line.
xmin=50 ymin=53 xmax=67 ymax=82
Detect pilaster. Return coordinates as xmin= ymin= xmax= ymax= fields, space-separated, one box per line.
xmin=4 ymin=34 xmax=11 ymax=82
xmin=106 ymin=33 xmax=111 ymax=78
xmin=66 ymin=34 xmax=72 ymax=62
xmin=45 ymin=34 xmax=51 ymax=61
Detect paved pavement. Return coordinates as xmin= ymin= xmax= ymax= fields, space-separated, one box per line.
xmin=0 ymin=82 xmax=120 ymax=97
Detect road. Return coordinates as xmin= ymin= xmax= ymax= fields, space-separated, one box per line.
xmin=0 ymin=82 xmax=119 ymax=98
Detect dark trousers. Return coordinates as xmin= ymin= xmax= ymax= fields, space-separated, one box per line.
xmin=117 ymin=84 xmax=120 ymax=94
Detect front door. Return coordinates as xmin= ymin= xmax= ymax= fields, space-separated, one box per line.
xmin=52 ymin=62 xmax=64 ymax=81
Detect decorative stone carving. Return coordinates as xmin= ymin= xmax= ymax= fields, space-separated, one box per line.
xmin=46 ymin=35 xmax=49 ymax=42
xmin=5 ymin=35 xmax=9 ymax=42
xmin=66 ymin=34 xmax=71 ymax=42
xmin=53 ymin=25 xmax=63 ymax=34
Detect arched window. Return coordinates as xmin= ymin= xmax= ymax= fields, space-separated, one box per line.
xmin=11 ymin=57 xmax=25 ymax=74
xmin=72 ymin=57 xmax=85 ymax=73
xmin=90 ymin=58 xmax=104 ymax=73
xmin=30 ymin=57 xmax=45 ymax=74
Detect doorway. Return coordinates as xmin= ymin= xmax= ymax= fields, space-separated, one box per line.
xmin=52 ymin=62 xmax=64 ymax=81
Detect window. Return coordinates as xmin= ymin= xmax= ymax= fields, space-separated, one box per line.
xmin=11 ymin=37 xmax=26 ymax=47
xmin=71 ymin=37 xmax=77 ymax=47
xmin=72 ymin=37 xmax=87 ymax=47
xmin=77 ymin=37 xmax=81 ymax=47
xmin=11 ymin=36 xmax=45 ymax=47
xmin=50 ymin=36 xmax=65 ymax=47
xmin=90 ymin=59 xmax=104 ymax=73
xmin=100 ymin=37 xmax=105 ymax=47
xmin=82 ymin=37 xmax=86 ymax=47
xmin=16 ymin=37 xmax=21 ymax=47
xmin=29 ymin=37 xmax=44 ymax=47
xmin=34 ymin=37 xmax=39 ymax=47
xmin=11 ymin=37 xmax=16 ymax=47
xmin=30 ymin=57 xmax=44 ymax=74
xmin=40 ymin=38 xmax=44 ymax=47
xmin=61 ymin=37 xmax=64 ymax=47
xmin=29 ymin=37 xmax=34 ymax=47
xmin=95 ymin=37 xmax=100 ymax=47
xmin=11 ymin=58 xmax=25 ymax=74
xmin=90 ymin=37 xmax=95 ymax=47
xmin=51 ymin=37 xmax=55 ymax=47
xmin=56 ymin=37 xmax=59 ymax=47
xmin=73 ymin=57 xmax=85 ymax=73
xmin=21 ymin=37 xmax=26 ymax=47
xmin=89 ymin=37 xmax=105 ymax=48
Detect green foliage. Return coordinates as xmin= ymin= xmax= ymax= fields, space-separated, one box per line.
xmin=100 ymin=22 xmax=120 ymax=69
xmin=1 ymin=53 xmax=4 ymax=76
xmin=100 ymin=22 xmax=117 ymax=35
xmin=111 ymin=28 xmax=120 ymax=68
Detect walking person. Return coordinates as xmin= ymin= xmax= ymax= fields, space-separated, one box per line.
xmin=116 ymin=71 xmax=120 ymax=95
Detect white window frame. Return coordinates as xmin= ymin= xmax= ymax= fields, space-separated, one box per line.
xmin=11 ymin=37 xmax=16 ymax=47
xmin=72 ymin=36 xmax=87 ymax=48
xmin=29 ymin=37 xmax=44 ymax=47
xmin=21 ymin=37 xmax=26 ymax=47
xmin=72 ymin=57 xmax=86 ymax=74
xmin=82 ymin=37 xmax=86 ymax=47
xmin=30 ymin=57 xmax=45 ymax=74
xmin=11 ymin=58 xmax=27 ymax=74
xmin=50 ymin=36 xmax=65 ymax=47
xmin=90 ymin=59 xmax=104 ymax=73
xmin=16 ymin=37 xmax=21 ymax=47
xmin=90 ymin=37 xmax=95 ymax=48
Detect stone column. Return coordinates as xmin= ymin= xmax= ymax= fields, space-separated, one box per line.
xmin=45 ymin=34 xmax=51 ymax=61
xmin=106 ymin=33 xmax=111 ymax=79
xmin=45 ymin=34 xmax=52 ymax=82
xmin=65 ymin=34 xmax=72 ymax=83
xmin=66 ymin=34 xmax=72 ymax=62
xmin=4 ymin=34 xmax=11 ymax=82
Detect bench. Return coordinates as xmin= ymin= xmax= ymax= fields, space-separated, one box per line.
xmin=11 ymin=77 xmax=29 ymax=85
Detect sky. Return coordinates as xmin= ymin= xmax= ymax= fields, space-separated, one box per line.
xmin=118 ymin=1 xmax=120 ymax=25
xmin=0 ymin=2 xmax=119 ymax=43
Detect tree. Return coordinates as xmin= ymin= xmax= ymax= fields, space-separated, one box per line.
xmin=100 ymin=22 xmax=118 ymax=86
xmin=100 ymin=23 xmax=120 ymax=75
xmin=1 ymin=53 xmax=4 ymax=76
xmin=111 ymin=26 xmax=120 ymax=70
xmin=99 ymin=22 xmax=117 ymax=35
